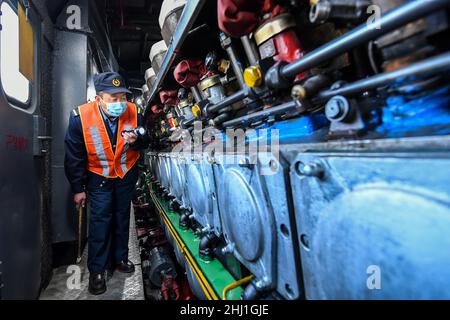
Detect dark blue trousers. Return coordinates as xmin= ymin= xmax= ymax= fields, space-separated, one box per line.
xmin=87 ymin=165 xmax=138 ymax=273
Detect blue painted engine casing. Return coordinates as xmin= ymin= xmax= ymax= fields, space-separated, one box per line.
xmin=377 ymin=84 xmax=450 ymax=137
xmin=246 ymin=114 xmax=329 ymax=144
xmin=287 ymin=151 xmax=450 ymax=299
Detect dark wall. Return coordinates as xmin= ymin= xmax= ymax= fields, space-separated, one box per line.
xmin=51 ymin=0 xmax=118 ymax=243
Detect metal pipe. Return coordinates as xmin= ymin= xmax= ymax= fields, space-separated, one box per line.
xmin=222 ymin=100 xmax=302 ymax=128
xmin=221 ymin=33 xmax=246 ymax=88
xmin=207 ymin=89 xmax=247 ymax=114
xmin=280 ymin=0 xmax=450 ymax=79
xmin=213 ymin=112 xmax=232 ymax=126
xmin=182 ymin=117 xmax=195 ymax=128
xmin=241 ymin=35 xmax=260 ymax=66
xmin=213 ymin=1 xmax=450 ymax=122
xmin=199 ymin=233 xmax=219 ymax=261
xmin=316 ymin=52 xmax=450 ymax=101
xmin=191 ymin=86 xmax=202 ymax=103
xmin=226 ymin=46 xmax=246 ymax=88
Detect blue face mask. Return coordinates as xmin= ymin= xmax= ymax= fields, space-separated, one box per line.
xmin=103 ymin=100 xmax=127 ymax=117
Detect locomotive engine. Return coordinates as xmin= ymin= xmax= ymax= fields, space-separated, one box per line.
xmin=139 ymin=0 xmax=450 ymax=300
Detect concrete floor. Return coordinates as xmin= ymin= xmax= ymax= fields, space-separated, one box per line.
xmin=40 ymin=209 xmax=145 ymax=300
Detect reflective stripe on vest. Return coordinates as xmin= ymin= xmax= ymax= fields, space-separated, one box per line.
xmin=78 ymin=101 xmax=140 ymax=178
xmin=89 ymin=126 xmax=110 ymax=176
xmin=121 ymin=124 xmax=132 ymax=174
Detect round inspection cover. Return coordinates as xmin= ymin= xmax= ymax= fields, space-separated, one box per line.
xmin=186 ymin=164 xmax=210 ymax=219
xmin=310 ymin=185 xmax=450 ymax=299
xmin=220 ymin=169 xmax=264 ymax=262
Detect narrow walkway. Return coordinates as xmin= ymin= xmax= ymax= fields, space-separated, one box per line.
xmin=40 ymin=209 xmax=144 ymax=300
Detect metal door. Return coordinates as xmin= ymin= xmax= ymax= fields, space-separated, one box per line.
xmin=0 ymin=0 xmax=47 ymax=299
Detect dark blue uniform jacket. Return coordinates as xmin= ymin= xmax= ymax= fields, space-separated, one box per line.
xmin=64 ymin=104 xmax=149 ymax=194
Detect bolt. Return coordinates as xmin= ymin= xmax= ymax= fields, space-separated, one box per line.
xmin=206 ymin=155 xmax=215 ymax=164
xmin=219 ymin=32 xmax=232 ymax=48
xmin=299 ymin=161 xmax=324 ymax=178
xmin=291 ymin=85 xmax=307 ymax=100
xmin=310 ymin=1 xmax=331 ymax=23
xmin=255 ymin=277 xmax=271 ymax=290
xmin=238 ymin=157 xmax=247 ymax=165
xmin=221 ymin=243 xmax=234 ymax=255
xmin=325 ymin=96 xmax=350 ymax=122
xmin=238 ymin=157 xmax=254 ymax=169
xmin=325 ymin=99 xmax=343 ymax=120
xmin=201 ymin=226 xmax=211 ymax=234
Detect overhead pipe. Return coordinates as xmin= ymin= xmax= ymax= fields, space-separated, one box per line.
xmin=316 ymin=52 xmax=450 ymax=102
xmin=222 ymin=99 xmax=303 ymax=128
xmin=206 ymin=0 xmax=450 ymax=114
xmin=266 ymin=0 xmax=450 ymax=89
xmin=223 ymin=52 xmax=450 ymax=128
xmin=206 ymin=88 xmax=248 ymax=114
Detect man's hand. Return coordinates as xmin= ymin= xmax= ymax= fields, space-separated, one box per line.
xmin=74 ymin=192 xmax=86 ymax=211
xmin=123 ymin=132 xmax=137 ymax=144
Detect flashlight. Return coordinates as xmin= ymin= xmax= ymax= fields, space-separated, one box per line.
xmin=121 ymin=126 xmax=146 ymax=137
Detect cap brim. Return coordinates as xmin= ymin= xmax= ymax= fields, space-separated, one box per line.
xmin=102 ymin=87 xmax=132 ymax=94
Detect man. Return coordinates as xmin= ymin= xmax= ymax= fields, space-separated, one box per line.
xmin=64 ymin=72 xmax=149 ymax=295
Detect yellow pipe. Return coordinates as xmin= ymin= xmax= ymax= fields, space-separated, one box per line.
xmin=222 ymin=275 xmax=254 ymax=300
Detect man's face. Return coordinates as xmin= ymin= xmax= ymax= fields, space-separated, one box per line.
xmin=96 ymin=92 xmax=127 ymax=116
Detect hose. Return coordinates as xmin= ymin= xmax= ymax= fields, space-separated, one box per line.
xmin=222 ymin=275 xmax=254 ymax=300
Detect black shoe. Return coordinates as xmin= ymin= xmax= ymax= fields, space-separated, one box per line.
xmin=88 ymin=272 xmax=106 ymax=295
xmin=116 ymin=260 xmax=135 ymax=273
xmin=106 ymin=268 xmax=115 ymax=281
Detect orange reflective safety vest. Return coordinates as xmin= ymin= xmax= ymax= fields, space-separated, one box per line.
xmin=78 ymin=101 xmax=140 ymax=178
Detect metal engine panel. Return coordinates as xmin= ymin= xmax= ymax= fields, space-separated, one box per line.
xmin=289 ymin=151 xmax=450 ymax=299
xmin=213 ymin=152 xmax=301 ymax=299
xmin=185 ymin=155 xmax=218 ymax=230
